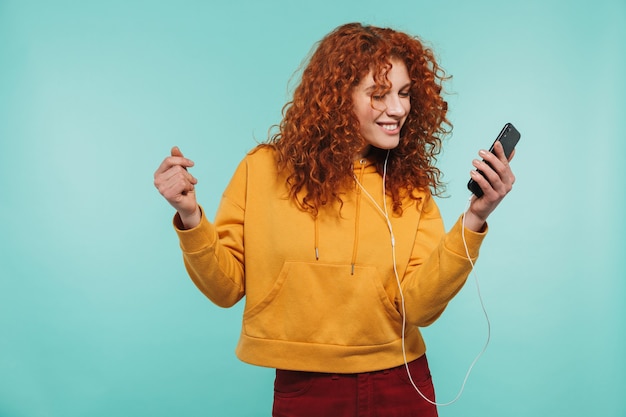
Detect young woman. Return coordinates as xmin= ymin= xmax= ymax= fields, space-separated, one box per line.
xmin=154 ymin=22 xmax=516 ymax=416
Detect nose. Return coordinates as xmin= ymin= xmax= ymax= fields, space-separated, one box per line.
xmin=385 ymin=95 xmax=407 ymax=117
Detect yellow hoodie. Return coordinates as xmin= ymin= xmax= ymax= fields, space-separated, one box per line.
xmin=174 ymin=147 xmax=487 ymax=373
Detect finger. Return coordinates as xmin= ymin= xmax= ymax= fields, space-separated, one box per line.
xmin=472 ymin=159 xmax=495 ymax=186
xmin=480 ymin=146 xmax=516 ymax=187
xmin=170 ymin=146 xmax=194 ymax=168
xmin=154 ymin=149 xmax=195 ymax=177
xmin=479 ymin=147 xmax=511 ymax=180
xmin=477 ymin=150 xmax=505 ymax=174
xmin=492 ymin=141 xmax=517 ymax=163
xmin=508 ymin=148 xmax=516 ymax=162
xmin=168 ymin=177 xmax=196 ymax=199
xmin=469 ymin=169 xmax=492 ymax=197
xmin=472 ymin=158 xmax=506 ymax=192
xmin=159 ymin=169 xmax=198 ymax=199
xmin=155 ymin=164 xmax=198 ymax=193
xmin=164 ymin=164 xmax=197 ymax=183
xmin=489 ymin=141 xmax=509 ymax=163
xmin=161 ymin=165 xmax=198 ymax=188
xmin=472 ymin=156 xmax=514 ymax=198
xmin=154 ymin=157 xmax=190 ymax=178
xmin=171 ymin=146 xmax=184 ymax=158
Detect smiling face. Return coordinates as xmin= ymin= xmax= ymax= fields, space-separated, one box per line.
xmin=352 ymin=58 xmax=411 ymax=157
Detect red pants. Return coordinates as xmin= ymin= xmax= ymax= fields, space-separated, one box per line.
xmin=272 ymin=355 xmax=438 ymax=417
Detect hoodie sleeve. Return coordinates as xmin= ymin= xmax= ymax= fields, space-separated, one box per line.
xmin=401 ymin=196 xmax=487 ymax=327
xmin=173 ymin=158 xmax=248 ymax=308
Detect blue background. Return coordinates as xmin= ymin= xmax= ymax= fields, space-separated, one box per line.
xmin=1 ymin=1 xmax=625 ymax=416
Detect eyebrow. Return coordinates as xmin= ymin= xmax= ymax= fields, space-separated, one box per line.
xmin=364 ymin=82 xmax=412 ymax=93
xmin=364 ymin=85 xmax=378 ymax=93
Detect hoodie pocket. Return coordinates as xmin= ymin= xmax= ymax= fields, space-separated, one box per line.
xmin=243 ymin=261 xmax=402 ymax=346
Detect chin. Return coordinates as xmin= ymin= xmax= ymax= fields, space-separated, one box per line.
xmin=378 ymin=139 xmax=400 ymax=150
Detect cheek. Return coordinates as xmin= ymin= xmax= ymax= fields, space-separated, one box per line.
xmin=401 ymin=103 xmax=411 ymax=123
xmin=355 ymin=103 xmax=373 ymax=124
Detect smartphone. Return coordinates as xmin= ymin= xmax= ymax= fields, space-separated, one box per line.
xmin=467 ymin=122 xmax=521 ymax=197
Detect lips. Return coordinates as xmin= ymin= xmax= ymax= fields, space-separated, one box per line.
xmin=380 ymin=123 xmax=398 ymax=131
xmin=377 ymin=122 xmax=401 ymax=134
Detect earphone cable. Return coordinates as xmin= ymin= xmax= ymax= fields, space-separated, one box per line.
xmin=354 ymin=151 xmax=490 ymax=406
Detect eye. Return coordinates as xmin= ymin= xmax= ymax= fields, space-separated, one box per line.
xmin=399 ymin=91 xmax=410 ymax=98
xmin=372 ymin=94 xmax=385 ymax=101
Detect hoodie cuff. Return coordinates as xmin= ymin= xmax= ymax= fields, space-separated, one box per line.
xmin=173 ymin=206 xmax=218 ymax=253
xmin=445 ymin=214 xmax=488 ymax=259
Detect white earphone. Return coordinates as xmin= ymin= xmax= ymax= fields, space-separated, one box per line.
xmin=354 ymin=150 xmax=490 ymax=406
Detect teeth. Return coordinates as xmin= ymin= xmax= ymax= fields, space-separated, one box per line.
xmin=381 ymin=124 xmax=398 ymax=131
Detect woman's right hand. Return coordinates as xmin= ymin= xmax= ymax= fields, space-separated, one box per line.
xmin=154 ymin=146 xmax=201 ymax=229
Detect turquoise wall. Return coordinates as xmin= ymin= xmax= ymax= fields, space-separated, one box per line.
xmin=1 ymin=0 xmax=624 ymax=416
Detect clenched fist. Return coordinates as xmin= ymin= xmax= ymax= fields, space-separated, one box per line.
xmin=154 ymin=147 xmax=201 ymax=229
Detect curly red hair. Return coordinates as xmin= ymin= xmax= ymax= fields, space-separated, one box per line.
xmin=259 ymin=22 xmax=451 ymax=215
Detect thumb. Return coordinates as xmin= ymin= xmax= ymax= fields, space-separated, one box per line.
xmin=171 ymin=146 xmax=184 ymax=157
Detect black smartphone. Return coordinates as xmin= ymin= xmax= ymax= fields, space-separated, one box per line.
xmin=467 ymin=122 xmax=521 ymax=197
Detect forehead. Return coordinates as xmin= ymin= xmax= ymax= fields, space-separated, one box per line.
xmin=358 ymin=58 xmax=410 ymax=88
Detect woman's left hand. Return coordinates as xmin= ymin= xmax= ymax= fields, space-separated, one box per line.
xmin=463 ymin=141 xmax=516 ymax=232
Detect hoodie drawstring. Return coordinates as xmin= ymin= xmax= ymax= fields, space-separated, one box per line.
xmin=350 ymin=158 xmax=367 ymax=275
xmin=314 ymin=158 xmax=368 ymax=274
xmin=314 ymin=216 xmax=320 ymax=260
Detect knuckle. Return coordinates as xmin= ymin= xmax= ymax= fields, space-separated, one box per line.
xmin=171 ymin=171 xmax=184 ymax=182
